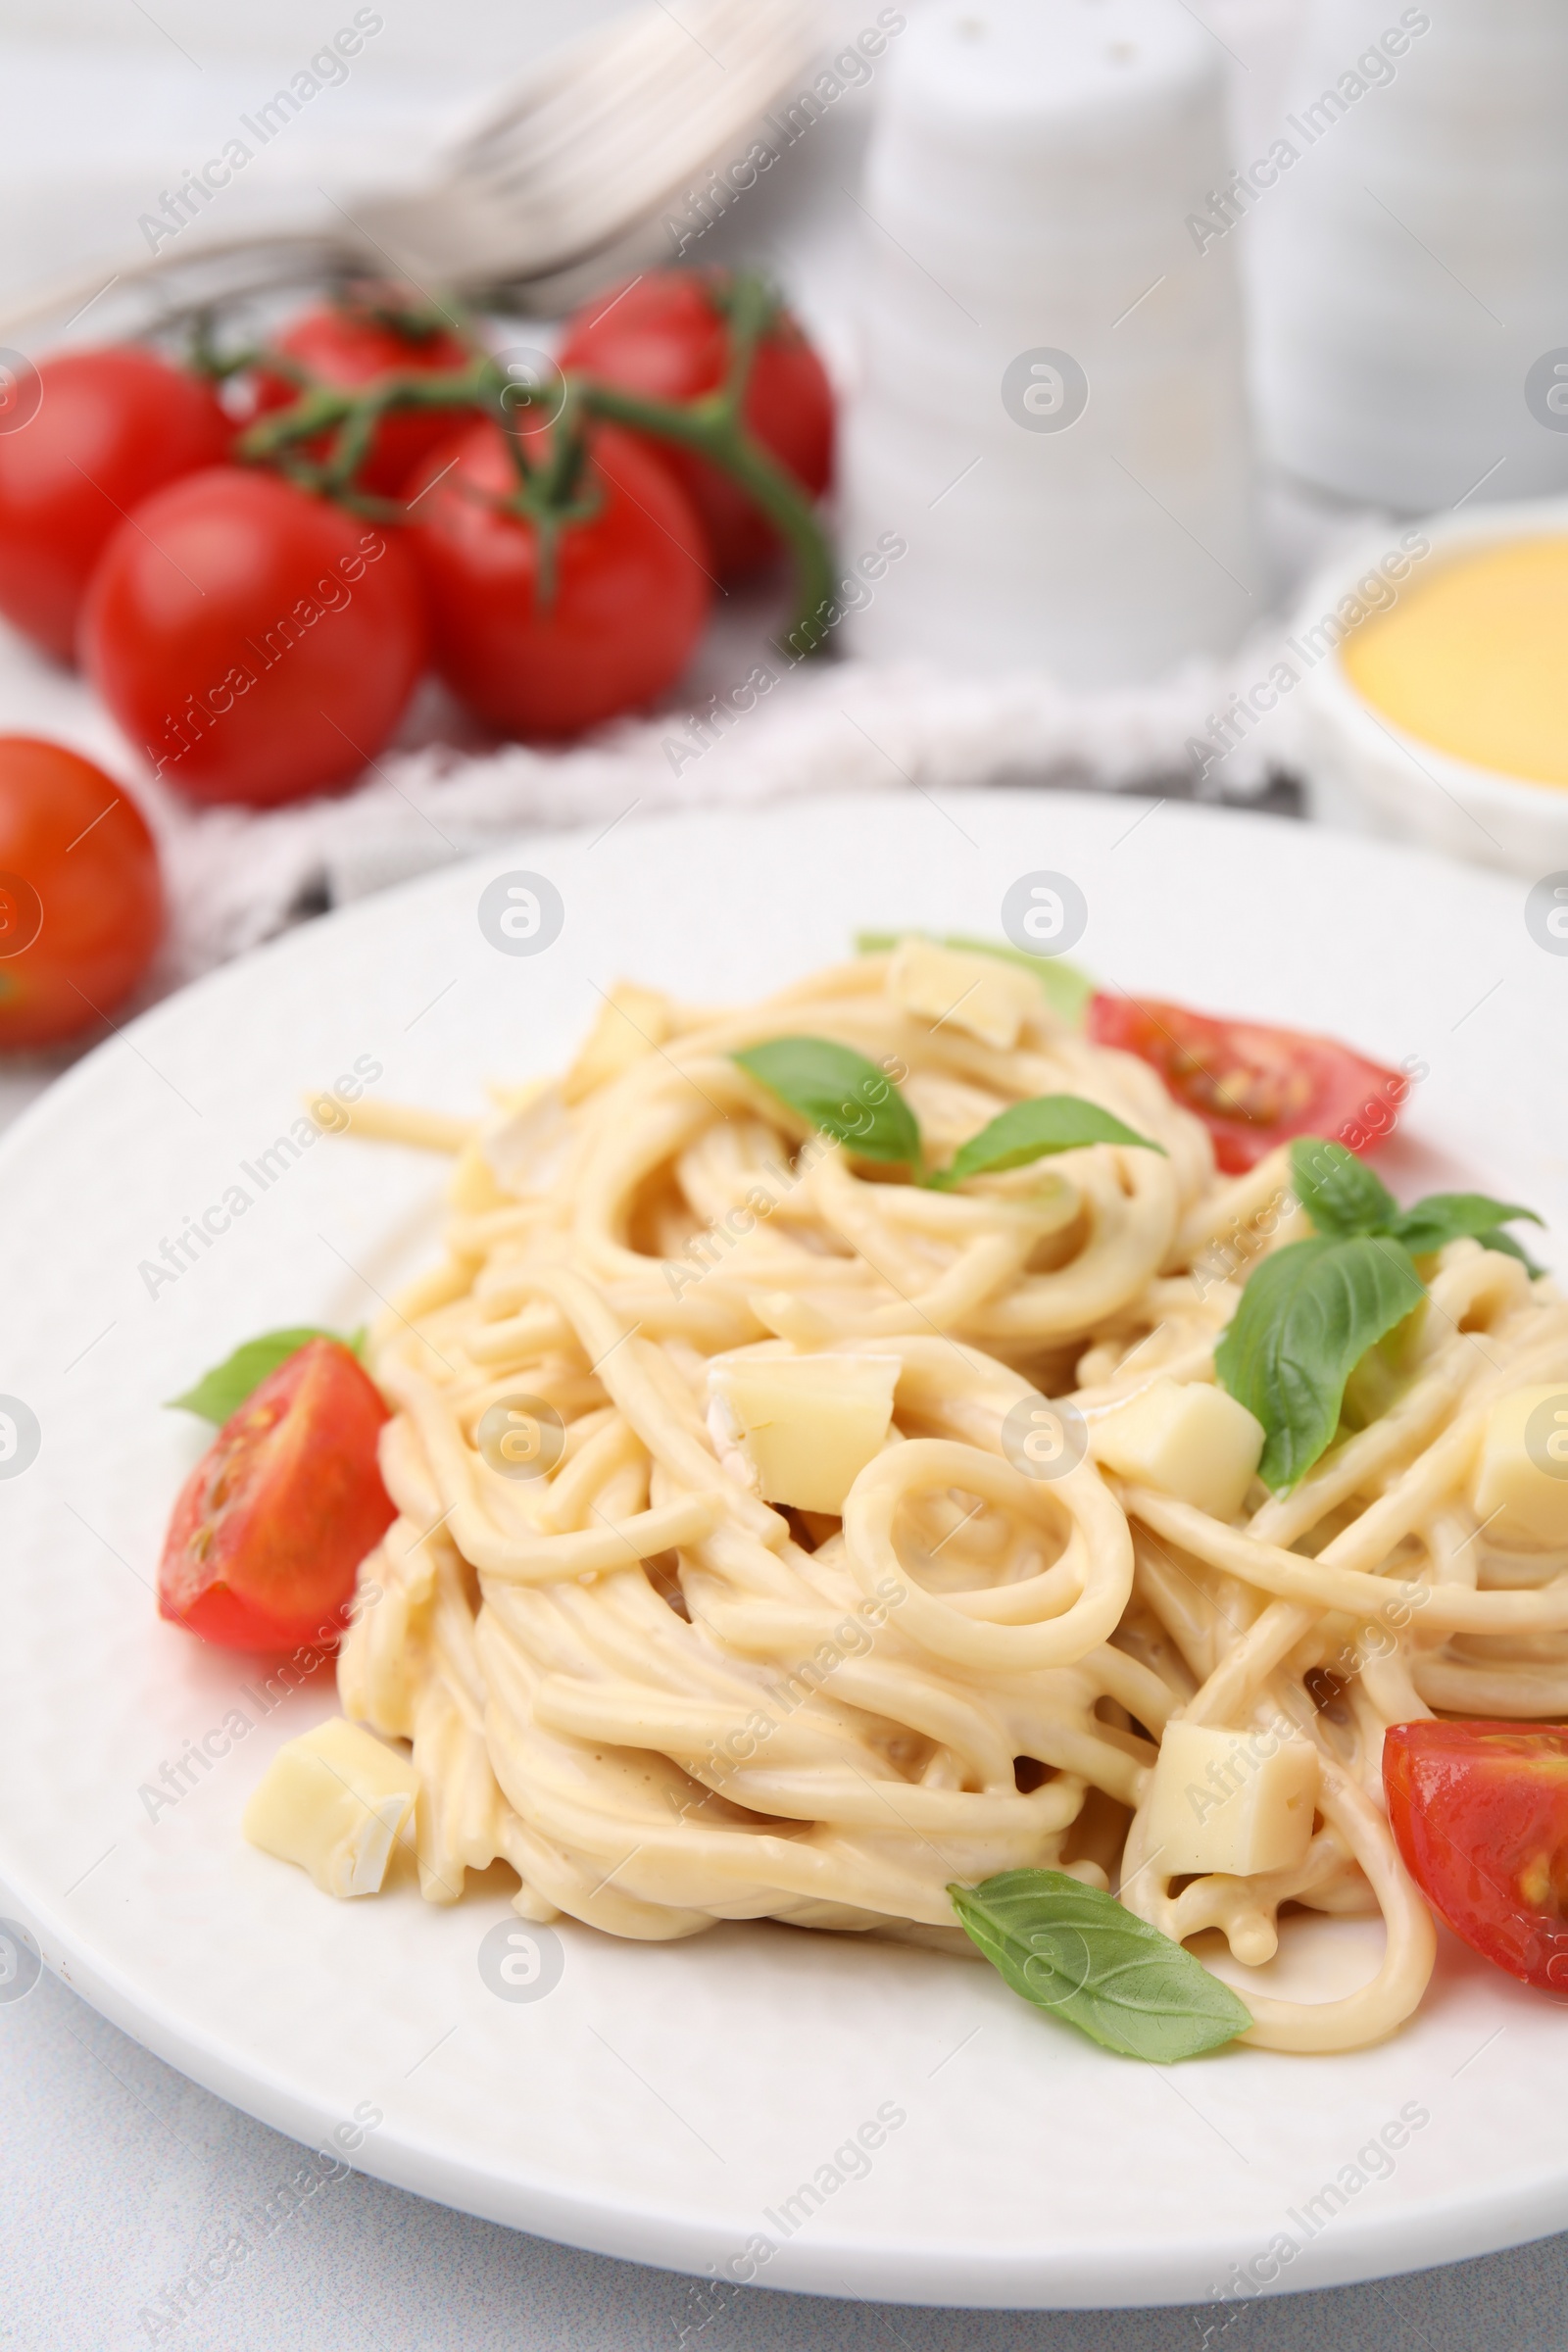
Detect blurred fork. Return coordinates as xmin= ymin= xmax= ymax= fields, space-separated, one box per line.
xmin=0 ymin=0 xmax=826 ymax=340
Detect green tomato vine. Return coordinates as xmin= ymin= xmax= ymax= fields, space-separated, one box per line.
xmin=192 ymin=272 xmax=837 ymax=639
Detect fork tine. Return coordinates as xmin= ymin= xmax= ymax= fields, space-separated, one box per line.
xmin=485 ymin=45 xmax=737 ymax=184
xmin=469 ymin=0 xmax=824 ymax=200
xmin=360 ymin=0 xmax=825 ymax=281
xmin=464 ymin=0 xmax=819 ymax=172
xmin=455 ymin=2 xmax=712 ymax=158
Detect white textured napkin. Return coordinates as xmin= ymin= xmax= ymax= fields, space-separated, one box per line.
xmin=0 ymin=610 xmax=1298 ymax=1000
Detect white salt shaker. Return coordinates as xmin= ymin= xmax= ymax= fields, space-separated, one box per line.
xmin=1252 ymin=0 xmax=1568 ymax=510
xmin=838 ymin=0 xmax=1264 ymax=687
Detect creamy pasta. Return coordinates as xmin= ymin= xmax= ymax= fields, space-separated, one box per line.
xmin=333 ymin=946 xmax=1568 ymax=2054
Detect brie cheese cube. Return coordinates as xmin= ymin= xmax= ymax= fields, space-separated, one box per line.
xmin=1093 ymin=1378 xmax=1264 ymax=1520
xmin=887 ymin=939 xmax=1039 ymax=1053
xmin=242 ymin=1718 xmax=418 ymax=1898
xmin=562 ymin=982 xmax=674 ymax=1103
xmin=709 ymin=1354 xmax=900 ymax=1515
xmin=1472 ymin=1384 xmax=1568 ymax=1545
xmin=1146 ymin=1720 xmax=1320 ymax=1879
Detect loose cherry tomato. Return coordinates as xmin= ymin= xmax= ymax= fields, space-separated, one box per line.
xmin=80 ymin=467 xmax=426 ymax=808
xmin=404 ymin=417 xmax=710 ymax=738
xmin=0 ymin=736 xmax=164 ymax=1049
xmin=557 ymin=270 xmax=834 ymax=577
xmin=159 ymin=1339 xmax=394 ymax=1652
xmin=0 ymin=347 xmax=230 ymax=663
xmin=1384 ymin=1720 xmax=1568 ymax=1992
xmin=1087 ymin=995 xmax=1407 ymax=1174
xmin=249 ymin=290 xmax=476 ymax=499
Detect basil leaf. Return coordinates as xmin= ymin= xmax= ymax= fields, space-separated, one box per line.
xmin=167 ymin=1326 xmax=365 ymax=1422
xmin=928 ymin=1094 xmax=1164 ymax=1190
xmin=949 ymin=1869 xmax=1251 ymax=2062
xmin=1214 ymin=1235 xmax=1424 ymax=1490
xmin=1289 ymin=1136 xmax=1397 ymax=1240
xmin=855 ymin=931 xmax=1094 ymax=1027
xmin=1474 ymin=1226 xmax=1546 ymax=1279
xmin=733 ymin=1037 xmax=920 ymax=1166
xmin=1391 ymin=1191 xmax=1544 ymax=1258
xmin=1284 ymin=1141 xmax=1545 ymax=1280
xmin=1340 ymin=1301 xmax=1426 ymax=1431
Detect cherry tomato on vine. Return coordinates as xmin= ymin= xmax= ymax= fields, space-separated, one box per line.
xmin=80 ymin=467 xmax=426 ymax=808
xmin=1384 ymin=1720 xmax=1568 ymax=1992
xmin=249 ymin=291 xmax=477 ymax=498
xmin=404 ymin=417 xmax=710 ymax=739
xmin=1086 ymin=996 xmax=1407 ymax=1174
xmin=0 ymin=347 xmax=230 ymax=663
xmin=0 ymin=736 xmax=163 ymax=1048
xmin=159 ymin=1338 xmax=394 ymax=1652
xmin=557 ymin=270 xmax=834 ymax=578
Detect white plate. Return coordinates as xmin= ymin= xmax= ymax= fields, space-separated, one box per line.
xmin=1 ymin=789 xmax=1565 ymax=2313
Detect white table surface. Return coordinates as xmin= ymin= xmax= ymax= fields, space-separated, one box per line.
xmin=4 ymin=1954 xmax=1567 ymax=2349
xmin=4 ymin=3 xmax=1568 ymax=2344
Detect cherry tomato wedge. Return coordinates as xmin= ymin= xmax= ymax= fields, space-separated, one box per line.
xmin=249 ymin=294 xmax=476 ymax=499
xmin=1384 ymin=1719 xmax=1568 ymax=1991
xmin=557 ymin=270 xmax=834 ymax=578
xmin=159 ymin=1338 xmax=394 ymax=1652
xmin=80 ymin=467 xmax=426 ymax=808
xmin=0 ymin=346 xmax=230 ymax=662
xmin=1087 ymin=995 xmax=1407 ymax=1174
xmin=0 ymin=736 xmax=164 ymax=1048
xmin=404 ymin=417 xmax=710 ymax=738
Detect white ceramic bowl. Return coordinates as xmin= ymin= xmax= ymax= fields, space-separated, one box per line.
xmin=1295 ymin=495 xmax=1568 ymax=875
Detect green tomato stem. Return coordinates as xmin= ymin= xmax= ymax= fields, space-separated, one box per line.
xmin=573 ymin=379 xmax=837 ymax=654
xmin=227 ymin=270 xmax=837 ymax=652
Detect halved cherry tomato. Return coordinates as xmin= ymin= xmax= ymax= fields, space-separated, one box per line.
xmin=404 ymin=416 xmax=710 ymax=738
xmin=0 ymin=346 xmax=230 ymax=662
xmin=0 ymin=736 xmax=164 ymax=1048
xmin=80 ymin=467 xmax=426 ymax=807
xmin=1087 ymin=995 xmax=1407 ymax=1174
xmin=159 ymin=1338 xmax=394 ymax=1652
xmin=1384 ymin=1719 xmax=1568 ymax=1992
xmin=249 ymin=291 xmax=476 ymax=499
xmin=557 ymin=270 xmax=834 ymax=577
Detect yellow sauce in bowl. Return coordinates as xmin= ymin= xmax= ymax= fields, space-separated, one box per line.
xmin=1343 ymin=536 xmax=1568 ymax=788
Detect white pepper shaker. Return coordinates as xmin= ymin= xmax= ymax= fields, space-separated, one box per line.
xmin=839 ymin=0 xmax=1264 ymax=686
